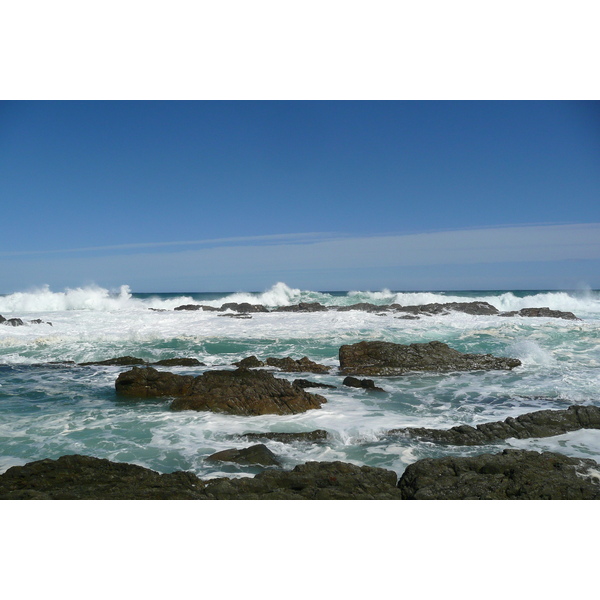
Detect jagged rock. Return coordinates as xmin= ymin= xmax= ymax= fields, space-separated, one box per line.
xmin=80 ymin=356 xmax=147 ymax=366
xmin=206 ymin=444 xmax=281 ymax=466
xmin=398 ymin=449 xmax=600 ymax=499
xmin=2 ymin=318 xmax=24 ymax=327
xmin=390 ymin=301 xmax=499 ymax=316
xmin=390 ymin=405 xmax=600 ymax=445
xmin=220 ymin=302 xmax=268 ymax=313
xmin=239 ymin=430 xmax=330 ymax=443
xmin=115 ymin=366 xmax=326 ymax=416
xmin=0 ymin=315 xmax=4 ymax=323
xmin=335 ymin=303 xmax=383 ymax=312
xmin=499 ymin=307 xmax=580 ymax=320
xmin=342 ymin=376 xmax=385 ymax=392
xmin=202 ymin=461 xmax=403 ymax=500
xmin=0 ymin=454 xmax=205 ymax=500
xmin=233 ymin=355 xmax=330 ymax=374
xmin=153 ymin=358 xmax=205 ymax=367
xmin=29 ymin=319 xmax=53 ymax=326
xmin=293 ymin=379 xmax=337 ymax=389
xmin=0 ymin=456 xmax=402 ymax=500
xmin=275 ymin=302 xmax=328 ymax=312
xmin=339 ymin=340 xmax=521 ymax=376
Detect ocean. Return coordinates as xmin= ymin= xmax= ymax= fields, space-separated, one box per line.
xmin=1 ymin=281 xmax=600 ymax=481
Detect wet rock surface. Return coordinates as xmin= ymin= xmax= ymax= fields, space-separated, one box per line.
xmin=174 ymin=304 xmax=219 ymax=311
xmin=274 ymin=302 xmax=329 ymax=312
xmin=1 ymin=317 xmax=25 ymax=326
xmin=81 ymin=356 xmax=204 ymax=367
xmin=390 ymin=405 xmax=600 ymax=445
xmin=499 ymin=307 xmax=580 ymax=320
xmin=390 ymin=301 xmax=499 ymax=316
xmin=398 ymin=449 xmax=600 ymax=499
xmin=220 ymin=302 xmax=268 ymax=313
xmin=115 ymin=366 xmax=327 ymax=415
xmin=206 ymin=444 xmax=281 ymax=466
xmin=293 ymin=379 xmax=337 ymax=389
xmin=339 ymin=340 xmax=521 ymax=376
xmin=233 ymin=355 xmax=330 ymax=373
xmin=342 ymin=376 xmax=385 ymax=392
xmin=238 ymin=430 xmax=330 ymax=443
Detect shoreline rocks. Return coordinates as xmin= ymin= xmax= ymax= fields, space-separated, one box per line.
xmin=233 ymin=355 xmax=330 ymax=374
xmin=238 ymin=430 xmax=330 ymax=443
xmin=80 ymin=356 xmax=205 ymax=367
xmin=342 ymin=376 xmax=385 ymax=392
xmin=206 ymin=444 xmax=281 ymax=467
xmin=339 ymin=340 xmax=521 ymax=376
xmin=115 ymin=366 xmax=327 ymax=415
xmin=389 ymin=404 xmax=600 ymax=445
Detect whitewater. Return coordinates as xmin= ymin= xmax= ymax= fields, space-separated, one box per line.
xmin=1 ymin=282 xmax=600 ymax=480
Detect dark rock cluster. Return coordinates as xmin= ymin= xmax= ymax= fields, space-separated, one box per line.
xmin=234 ymin=355 xmax=330 ymax=374
xmin=80 ymin=356 xmax=205 ymax=367
xmin=1 ymin=315 xmax=52 ymax=327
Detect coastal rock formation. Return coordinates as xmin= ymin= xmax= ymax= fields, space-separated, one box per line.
xmin=0 ymin=454 xmax=205 ymax=500
xmin=206 ymin=444 xmax=281 ymax=466
xmin=293 ymin=379 xmax=337 ymax=389
xmin=1 ymin=317 xmax=25 ymax=326
xmin=398 ymin=449 xmax=600 ymax=499
xmin=217 ymin=313 xmax=252 ymax=319
xmin=115 ymin=366 xmax=327 ymax=415
xmin=390 ymin=301 xmax=499 ymax=316
xmin=174 ymin=304 xmax=219 ymax=311
xmin=335 ymin=303 xmax=382 ymax=312
xmin=342 ymin=376 xmax=385 ymax=392
xmin=81 ymin=356 xmax=204 ymax=367
xmin=233 ymin=355 xmax=330 ymax=374
xmin=153 ymin=358 xmax=205 ymax=367
xmin=0 ymin=456 xmax=401 ymax=500
xmin=220 ymin=302 xmax=269 ymax=313
xmin=238 ymin=430 xmax=330 ymax=443
xmin=339 ymin=340 xmax=521 ymax=376
xmin=389 ymin=404 xmax=600 ymax=445
xmin=499 ymin=307 xmax=580 ymax=320
xmin=274 ymin=302 xmax=328 ymax=312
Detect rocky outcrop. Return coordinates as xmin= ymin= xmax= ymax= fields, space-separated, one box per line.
xmin=499 ymin=307 xmax=580 ymax=320
xmin=274 ymin=302 xmax=328 ymax=312
xmin=0 ymin=456 xmax=402 ymax=500
xmin=206 ymin=444 xmax=281 ymax=466
xmin=339 ymin=340 xmax=521 ymax=376
xmin=29 ymin=319 xmax=53 ymax=326
xmin=238 ymin=430 xmax=330 ymax=443
xmin=233 ymin=355 xmax=330 ymax=374
xmin=342 ymin=376 xmax=385 ymax=392
xmin=389 ymin=405 xmax=600 ymax=445
xmin=174 ymin=304 xmax=219 ymax=311
xmin=390 ymin=301 xmax=500 ymax=316
xmin=115 ymin=366 xmax=326 ymax=416
xmin=1 ymin=317 xmax=24 ymax=326
xmin=81 ymin=356 xmax=204 ymax=367
xmin=398 ymin=449 xmax=600 ymax=499
xmin=335 ymin=303 xmax=382 ymax=312
xmin=217 ymin=313 xmax=252 ymax=319
xmin=220 ymin=302 xmax=268 ymax=313
xmin=293 ymin=379 xmax=336 ymax=389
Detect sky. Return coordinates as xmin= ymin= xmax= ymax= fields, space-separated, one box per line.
xmin=1 ymin=100 xmax=599 ymax=292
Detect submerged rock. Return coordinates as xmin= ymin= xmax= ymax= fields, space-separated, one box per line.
xmin=217 ymin=313 xmax=252 ymax=319
xmin=398 ymin=449 xmax=600 ymax=499
xmin=339 ymin=340 xmax=521 ymax=376
xmin=1 ymin=317 xmax=24 ymax=327
xmin=239 ymin=430 xmax=330 ymax=443
xmin=206 ymin=444 xmax=281 ymax=466
xmin=174 ymin=304 xmax=219 ymax=311
xmin=499 ymin=307 xmax=580 ymax=320
xmin=342 ymin=376 xmax=385 ymax=392
xmin=115 ymin=366 xmax=326 ymax=416
xmin=293 ymin=379 xmax=337 ymax=390
xmin=153 ymin=358 xmax=205 ymax=367
xmin=390 ymin=404 xmax=600 ymax=445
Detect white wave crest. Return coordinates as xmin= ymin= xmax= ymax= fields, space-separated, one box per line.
xmin=217 ymin=282 xmax=303 ymax=307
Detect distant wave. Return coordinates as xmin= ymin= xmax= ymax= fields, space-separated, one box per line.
xmin=1 ymin=281 xmax=599 ymax=315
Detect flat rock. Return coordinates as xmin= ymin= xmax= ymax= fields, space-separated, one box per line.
xmin=233 ymin=355 xmax=330 ymax=374
xmin=389 ymin=301 xmax=499 ymax=316
xmin=274 ymin=302 xmax=329 ymax=312
xmin=390 ymin=404 xmax=600 ymax=445
xmin=81 ymin=356 xmax=147 ymax=366
xmin=499 ymin=307 xmax=580 ymax=320
xmin=153 ymin=358 xmax=205 ymax=367
xmin=115 ymin=366 xmax=327 ymax=415
xmin=174 ymin=304 xmax=219 ymax=311
xmin=206 ymin=444 xmax=281 ymax=466
xmin=398 ymin=449 xmax=600 ymax=499
xmin=239 ymin=430 xmax=330 ymax=443
xmin=220 ymin=302 xmax=268 ymax=313
xmin=293 ymin=379 xmax=337 ymax=389
xmin=339 ymin=340 xmax=521 ymax=376
xmin=342 ymin=376 xmax=385 ymax=392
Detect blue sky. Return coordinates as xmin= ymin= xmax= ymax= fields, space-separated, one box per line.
xmin=1 ymin=100 xmax=599 ymax=292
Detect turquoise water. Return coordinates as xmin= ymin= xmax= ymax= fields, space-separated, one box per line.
xmin=1 ymin=283 xmax=600 ymax=479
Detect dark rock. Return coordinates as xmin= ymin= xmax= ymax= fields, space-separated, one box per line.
xmin=389 ymin=301 xmax=499 ymax=316
xmin=390 ymin=405 xmax=600 ymax=445
xmin=149 ymin=308 xmax=167 ymax=312
xmin=217 ymin=313 xmax=252 ymax=319
xmin=0 ymin=315 xmax=4 ymax=323
xmin=239 ymin=430 xmax=330 ymax=443
xmin=29 ymin=319 xmax=53 ymax=325
xmin=153 ymin=358 xmax=205 ymax=367
xmin=220 ymin=302 xmax=268 ymax=313
xmin=342 ymin=376 xmax=385 ymax=392
xmin=207 ymin=444 xmax=281 ymax=466
xmin=2 ymin=318 xmax=24 ymax=327
xmin=0 ymin=454 xmax=205 ymax=500
xmin=398 ymin=449 xmax=600 ymax=499
xmin=395 ymin=314 xmax=420 ymax=320
xmin=80 ymin=356 xmax=147 ymax=366
xmin=339 ymin=340 xmax=521 ymax=376
xmin=202 ymin=461 xmax=403 ymax=500
xmin=499 ymin=307 xmax=580 ymax=321
xmin=116 ymin=366 xmax=326 ymax=415
xmin=265 ymin=356 xmax=330 ymax=374
xmin=293 ymin=379 xmax=337 ymax=389
xmin=275 ymin=302 xmax=329 ymax=312
xmin=0 ymin=456 xmax=402 ymax=500
xmin=233 ymin=356 xmax=264 ymax=369
xmin=335 ymin=303 xmax=383 ymax=312
xmin=174 ymin=304 xmax=220 ymax=311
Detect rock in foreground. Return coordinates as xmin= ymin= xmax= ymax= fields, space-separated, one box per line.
xmin=339 ymin=340 xmax=521 ymax=376
xmin=206 ymin=444 xmax=281 ymax=466
xmin=398 ymin=449 xmax=600 ymax=499
xmin=391 ymin=405 xmax=600 ymax=445
xmin=115 ymin=366 xmax=326 ymax=415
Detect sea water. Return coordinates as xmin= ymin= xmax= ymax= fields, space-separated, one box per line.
xmin=1 ymin=282 xmax=599 ymax=480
